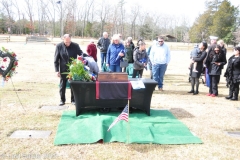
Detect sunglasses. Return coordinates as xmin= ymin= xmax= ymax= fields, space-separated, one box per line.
xmin=214 ymin=50 xmax=219 ymax=51
xmin=158 ymin=41 xmax=163 ymax=42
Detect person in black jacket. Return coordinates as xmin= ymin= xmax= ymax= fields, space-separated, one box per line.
xmin=97 ymin=32 xmax=111 ymax=68
xmin=188 ymin=41 xmax=208 ymax=95
xmin=54 ymin=34 xmax=83 ymax=106
xmin=205 ymin=45 xmax=227 ymax=97
xmin=224 ymin=46 xmax=240 ymax=101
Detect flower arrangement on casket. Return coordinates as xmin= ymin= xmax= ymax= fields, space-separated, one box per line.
xmin=65 ymin=56 xmax=96 ymax=81
xmin=0 ymin=47 xmax=18 ymax=81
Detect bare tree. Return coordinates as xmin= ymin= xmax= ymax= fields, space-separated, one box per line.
xmin=24 ymin=0 xmax=35 ymax=34
xmin=96 ymin=0 xmax=111 ymax=36
xmin=81 ymin=0 xmax=94 ymax=37
xmin=129 ymin=4 xmax=140 ymax=39
xmin=12 ymin=0 xmax=23 ymax=34
xmin=118 ymin=0 xmax=125 ymax=37
xmin=233 ymin=28 xmax=240 ymax=46
xmin=1 ymin=0 xmax=14 ymax=33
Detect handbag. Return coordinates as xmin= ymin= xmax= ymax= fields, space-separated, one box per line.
xmin=102 ymin=63 xmax=109 ymax=72
xmin=120 ymin=59 xmax=128 ymax=68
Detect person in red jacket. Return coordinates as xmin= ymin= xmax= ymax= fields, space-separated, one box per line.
xmin=86 ymin=39 xmax=97 ymax=62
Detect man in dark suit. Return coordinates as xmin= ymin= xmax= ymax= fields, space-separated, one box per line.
xmin=54 ymin=34 xmax=83 ymax=106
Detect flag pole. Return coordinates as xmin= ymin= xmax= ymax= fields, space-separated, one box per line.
xmin=127 ymin=100 xmax=130 ymax=144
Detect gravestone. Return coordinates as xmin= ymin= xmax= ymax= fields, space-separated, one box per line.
xmin=10 ymin=130 xmax=51 ymax=138
xmin=226 ymin=131 xmax=240 ymax=138
xmin=41 ymin=106 xmax=69 ymax=110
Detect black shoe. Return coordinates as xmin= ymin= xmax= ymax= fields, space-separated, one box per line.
xmin=225 ymin=96 xmax=232 ymax=99
xmin=59 ymin=101 xmax=65 ymax=106
xmin=188 ymin=90 xmax=194 ymax=93
xmin=193 ymin=91 xmax=199 ymax=95
xmin=230 ymin=97 xmax=238 ymax=101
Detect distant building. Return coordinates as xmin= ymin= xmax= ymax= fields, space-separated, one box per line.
xmin=159 ymin=35 xmax=177 ymax=42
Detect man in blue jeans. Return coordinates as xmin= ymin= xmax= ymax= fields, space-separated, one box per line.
xmin=150 ymin=36 xmax=171 ymax=91
xmin=97 ymin=32 xmax=111 ymax=69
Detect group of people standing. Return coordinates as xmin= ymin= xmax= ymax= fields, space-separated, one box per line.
xmin=96 ymin=32 xmax=147 ymax=76
xmin=189 ymin=36 xmax=240 ymax=101
xmin=54 ymin=32 xmax=172 ymax=105
xmin=97 ymin=33 xmax=171 ymax=91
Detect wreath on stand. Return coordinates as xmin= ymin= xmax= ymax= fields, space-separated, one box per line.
xmin=0 ymin=47 xmax=18 ymax=81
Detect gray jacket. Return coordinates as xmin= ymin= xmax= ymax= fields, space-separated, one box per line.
xmin=84 ymin=57 xmax=99 ymax=74
xmin=133 ymin=49 xmax=149 ymax=70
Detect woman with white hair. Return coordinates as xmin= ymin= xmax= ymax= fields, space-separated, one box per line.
xmin=106 ymin=34 xmax=125 ymax=72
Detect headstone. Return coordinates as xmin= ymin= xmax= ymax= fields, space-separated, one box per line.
xmin=226 ymin=131 xmax=240 ymax=138
xmin=10 ymin=130 xmax=51 ymax=138
xmin=41 ymin=106 xmax=69 ymax=110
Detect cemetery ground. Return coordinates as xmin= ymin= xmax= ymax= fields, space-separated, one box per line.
xmin=0 ymin=36 xmax=240 ymax=160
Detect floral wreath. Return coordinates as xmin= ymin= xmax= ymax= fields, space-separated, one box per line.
xmin=0 ymin=47 xmax=18 ymax=81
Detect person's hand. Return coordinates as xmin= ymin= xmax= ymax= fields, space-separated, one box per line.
xmin=214 ymin=62 xmax=220 ymax=65
xmin=106 ymin=64 xmax=109 ymax=67
xmin=191 ymin=60 xmax=195 ymax=63
xmin=144 ymin=63 xmax=147 ymax=66
xmin=57 ymin=72 xmax=60 ymax=77
xmin=118 ymin=52 xmax=124 ymax=57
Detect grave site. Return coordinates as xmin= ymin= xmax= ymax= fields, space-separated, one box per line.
xmin=0 ymin=36 xmax=240 ymax=160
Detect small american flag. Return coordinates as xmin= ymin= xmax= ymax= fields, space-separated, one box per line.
xmin=107 ymin=105 xmax=129 ymax=131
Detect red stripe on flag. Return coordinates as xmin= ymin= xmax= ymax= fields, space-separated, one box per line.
xmin=96 ymin=81 xmax=99 ymax=99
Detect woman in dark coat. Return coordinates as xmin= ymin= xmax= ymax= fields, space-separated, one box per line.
xmin=132 ymin=41 xmax=148 ymax=78
xmin=224 ymin=46 xmax=240 ymax=101
xmin=205 ymin=45 xmax=227 ymax=97
xmin=188 ymin=41 xmax=208 ymax=95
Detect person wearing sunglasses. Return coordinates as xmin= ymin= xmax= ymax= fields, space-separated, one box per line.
xmin=149 ymin=36 xmax=171 ymax=91
xmin=205 ymin=45 xmax=227 ymax=97
xmin=224 ymin=46 xmax=240 ymax=101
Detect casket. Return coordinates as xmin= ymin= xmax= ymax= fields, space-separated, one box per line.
xmin=97 ymin=72 xmax=128 ymax=82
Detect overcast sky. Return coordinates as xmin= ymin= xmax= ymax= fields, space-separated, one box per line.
xmin=126 ymin=0 xmax=240 ymax=24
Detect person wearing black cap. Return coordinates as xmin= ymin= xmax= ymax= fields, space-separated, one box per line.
xmin=224 ymin=46 xmax=240 ymax=101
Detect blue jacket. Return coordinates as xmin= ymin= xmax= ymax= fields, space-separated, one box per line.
xmin=106 ymin=43 xmax=125 ymax=65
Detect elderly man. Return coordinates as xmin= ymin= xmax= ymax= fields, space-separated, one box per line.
xmin=150 ymin=36 xmax=171 ymax=91
xmin=97 ymin=32 xmax=111 ymax=68
xmin=54 ymin=34 xmax=83 ymax=106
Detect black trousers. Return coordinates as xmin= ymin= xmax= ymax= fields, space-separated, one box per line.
xmin=60 ymin=77 xmax=74 ymax=102
xmin=132 ymin=69 xmax=143 ymax=78
xmin=229 ymin=82 xmax=239 ymax=97
xmin=209 ymin=75 xmax=220 ymax=95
